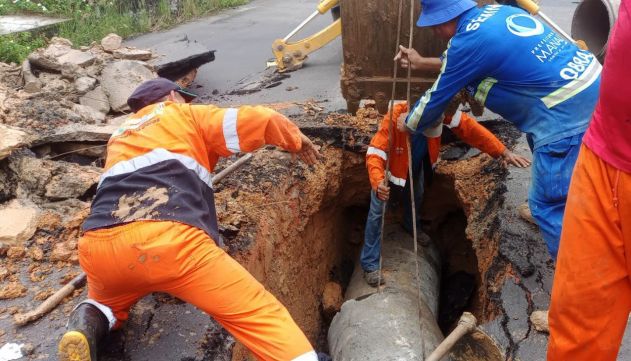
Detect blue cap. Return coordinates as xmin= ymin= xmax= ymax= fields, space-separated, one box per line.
xmin=127 ymin=78 xmax=197 ymax=113
xmin=417 ymin=0 xmax=477 ymax=27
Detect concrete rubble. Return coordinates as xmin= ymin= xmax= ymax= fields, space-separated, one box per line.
xmin=0 ymin=200 xmax=39 ymax=247
xmin=0 ymin=125 xmax=32 ymax=160
xmin=100 ymin=33 xmax=123 ymax=52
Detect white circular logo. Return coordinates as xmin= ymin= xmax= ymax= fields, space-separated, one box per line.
xmin=506 ymin=14 xmax=544 ymax=37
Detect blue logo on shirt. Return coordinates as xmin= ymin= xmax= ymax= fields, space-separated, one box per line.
xmin=506 ymin=14 xmax=545 ymax=37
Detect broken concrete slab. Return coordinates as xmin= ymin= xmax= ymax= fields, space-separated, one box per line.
xmin=0 ymin=200 xmax=40 ymax=246
xmin=0 ymin=125 xmax=32 ymax=160
xmin=72 ymin=103 xmax=106 ymax=124
xmin=144 ymin=34 xmax=215 ymax=81
xmin=57 ymin=49 xmax=96 ymax=68
xmin=101 ymin=33 xmax=123 ymax=52
xmin=113 ymin=48 xmax=152 ymax=61
xmin=60 ymin=62 xmax=85 ymax=80
xmin=45 ymin=166 xmax=101 ymax=200
xmin=74 ymin=76 xmax=97 ymax=94
xmin=8 ymin=155 xmax=52 ymax=198
xmin=100 ymin=60 xmax=155 ymax=112
xmin=9 ymin=153 xmax=102 ymax=200
xmin=35 ymin=123 xmax=117 ymax=144
xmin=21 ymin=60 xmax=42 ymax=94
xmin=27 ymin=38 xmax=74 ymax=72
xmin=80 ymin=85 xmax=110 ymax=114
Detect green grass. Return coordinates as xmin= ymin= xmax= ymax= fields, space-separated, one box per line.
xmin=0 ymin=0 xmax=248 ymax=64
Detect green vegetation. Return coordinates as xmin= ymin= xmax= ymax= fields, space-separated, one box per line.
xmin=0 ymin=0 xmax=248 ymax=64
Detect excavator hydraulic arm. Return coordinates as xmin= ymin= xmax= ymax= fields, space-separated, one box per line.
xmin=271 ymin=0 xmax=341 ymax=72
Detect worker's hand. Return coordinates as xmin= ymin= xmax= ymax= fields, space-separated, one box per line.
xmin=394 ymin=45 xmax=424 ymax=70
xmin=296 ymin=133 xmax=322 ymax=165
xmin=397 ymin=112 xmax=411 ymax=133
xmin=500 ymin=149 xmax=531 ymax=168
xmin=376 ymin=179 xmax=390 ymax=201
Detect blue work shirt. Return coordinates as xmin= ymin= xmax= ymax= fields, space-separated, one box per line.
xmin=406 ymin=4 xmax=601 ymax=150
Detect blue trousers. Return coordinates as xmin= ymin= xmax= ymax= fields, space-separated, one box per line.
xmin=360 ymin=169 xmax=424 ymax=272
xmin=528 ymin=133 xmax=584 ymax=260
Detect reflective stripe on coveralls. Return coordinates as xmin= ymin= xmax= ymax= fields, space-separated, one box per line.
xmin=79 ymin=101 xmax=317 ymax=361
xmin=98 ymin=148 xmax=213 ymax=189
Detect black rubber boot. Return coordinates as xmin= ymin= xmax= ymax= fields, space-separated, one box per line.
xmin=58 ymin=303 xmax=109 ymax=361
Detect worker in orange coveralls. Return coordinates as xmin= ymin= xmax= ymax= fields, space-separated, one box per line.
xmin=361 ymin=102 xmax=530 ymax=286
xmin=547 ymin=1 xmax=631 ymax=359
xmin=58 ymin=78 xmax=330 ymax=361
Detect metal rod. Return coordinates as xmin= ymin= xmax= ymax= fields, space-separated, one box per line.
xmin=283 ymin=10 xmax=319 ymax=42
xmin=213 ymin=153 xmax=253 ymax=184
xmin=425 ymin=312 xmax=478 ymax=361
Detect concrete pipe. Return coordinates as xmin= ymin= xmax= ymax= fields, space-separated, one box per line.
xmin=572 ymin=0 xmax=621 ymax=62
xmin=328 ymin=225 xmax=443 ymax=360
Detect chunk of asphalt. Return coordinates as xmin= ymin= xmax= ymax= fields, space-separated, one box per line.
xmin=145 ymin=34 xmax=216 ymax=81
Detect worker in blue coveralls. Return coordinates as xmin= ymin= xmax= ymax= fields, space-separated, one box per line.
xmin=394 ymin=0 xmax=602 ymax=260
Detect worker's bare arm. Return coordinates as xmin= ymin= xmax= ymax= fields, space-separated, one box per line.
xmin=394 ymin=45 xmax=442 ymax=72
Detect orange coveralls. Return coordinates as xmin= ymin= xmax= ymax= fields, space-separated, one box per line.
xmin=79 ymin=102 xmax=317 ymax=361
xmin=547 ymin=1 xmax=631 ymax=358
xmin=366 ymin=103 xmax=506 ymax=190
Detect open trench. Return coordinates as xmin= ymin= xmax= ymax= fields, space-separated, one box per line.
xmin=0 ymin=113 xmax=550 ymax=361
xmin=204 ymin=118 xmax=539 ymax=360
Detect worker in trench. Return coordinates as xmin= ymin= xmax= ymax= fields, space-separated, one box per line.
xmin=394 ymin=0 xmax=601 ymax=261
xmin=57 ymin=78 xmax=330 ymax=361
xmin=547 ymin=1 xmax=631 ymax=359
xmin=361 ymin=97 xmax=530 ymax=287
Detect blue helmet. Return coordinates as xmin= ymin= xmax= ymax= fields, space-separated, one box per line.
xmin=417 ymin=0 xmax=477 ymax=27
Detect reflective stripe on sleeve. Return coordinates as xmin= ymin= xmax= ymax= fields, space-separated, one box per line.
xmin=223 ymin=108 xmax=240 ymax=153
xmin=541 ymin=58 xmax=602 ymax=108
xmin=98 ymin=148 xmax=213 ymax=189
xmin=407 ymin=41 xmax=451 ymax=132
xmin=388 ymin=172 xmax=407 ymax=187
xmin=366 ymin=146 xmax=388 ymax=161
xmin=474 ymin=77 xmax=497 ymax=106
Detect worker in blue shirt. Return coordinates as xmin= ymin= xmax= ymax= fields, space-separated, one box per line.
xmin=395 ymin=0 xmax=601 ymax=260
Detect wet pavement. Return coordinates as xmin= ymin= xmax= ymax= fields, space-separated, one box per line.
xmin=126 ymin=0 xmax=346 ymax=114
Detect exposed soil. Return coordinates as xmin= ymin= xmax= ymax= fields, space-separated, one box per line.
xmin=0 ymin=103 xmax=375 ymax=360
